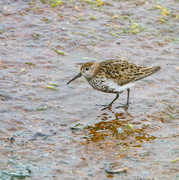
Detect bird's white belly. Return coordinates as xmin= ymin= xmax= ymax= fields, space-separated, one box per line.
xmin=102 ymin=79 xmax=135 ymax=93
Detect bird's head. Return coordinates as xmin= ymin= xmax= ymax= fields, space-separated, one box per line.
xmin=67 ymin=62 xmax=97 ymax=84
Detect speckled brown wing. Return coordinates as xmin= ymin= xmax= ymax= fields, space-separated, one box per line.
xmin=133 ymin=66 xmax=161 ymax=82
xmin=98 ymin=59 xmax=161 ymax=86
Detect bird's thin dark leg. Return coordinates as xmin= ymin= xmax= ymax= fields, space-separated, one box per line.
xmin=116 ymin=88 xmax=130 ymax=109
xmin=126 ymin=88 xmax=130 ymax=105
xmin=101 ymin=93 xmax=119 ymax=110
xmin=108 ymin=93 xmax=119 ymax=107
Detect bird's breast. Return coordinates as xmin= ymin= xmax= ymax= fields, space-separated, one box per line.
xmin=88 ymin=78 xmax=135 ymax=93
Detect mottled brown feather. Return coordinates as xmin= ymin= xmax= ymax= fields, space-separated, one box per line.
xmin=97 ymin=59 xmax=161 ymax=86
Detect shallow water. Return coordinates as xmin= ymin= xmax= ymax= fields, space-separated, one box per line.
xmin=0 ymin=0 xmax=179 ymax=179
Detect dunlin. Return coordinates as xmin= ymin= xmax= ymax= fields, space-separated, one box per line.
xmin=67 ymin=59 xmax=161 ymax=109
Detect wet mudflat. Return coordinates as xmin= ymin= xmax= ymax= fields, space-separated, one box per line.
xmin=0 ymin=0 xmax=179 ymax=179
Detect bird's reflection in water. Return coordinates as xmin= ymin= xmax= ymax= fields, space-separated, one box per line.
xmin=83 ymin=108 xmax=156 ymax=148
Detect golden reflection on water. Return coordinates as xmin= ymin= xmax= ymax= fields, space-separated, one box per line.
xmin=83 ymin=109 xmax=156 ymax=147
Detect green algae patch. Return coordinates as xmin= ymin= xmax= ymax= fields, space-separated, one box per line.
xmin=52 ymin=47 xmax=66 ymax=56
xmin=25 ymin=62 xmax=35 ymax=65
xmin=171 ymin=159 xmax=179 ymax=163
xmin=155 ymin=5 xmax=170 ymax=16
xmin=48 ymin=82 xmax=59 ymax=87
xmin=37 ymin=106 xmax=47 ymax=111
xmin=46 ymin=85 xmax=59 ymax=91
xmin=90 ymin=16 xmax=96 ymax=20
xmin=84 ymin=0 xmax=104 ymax=7
xmin=50 ymin=0 xmax=62 ymax=7
xmin=125 ymin=124 xmax=134 ymax=130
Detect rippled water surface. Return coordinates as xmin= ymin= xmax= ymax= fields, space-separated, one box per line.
xmin=0 ymin=0 xmax=178 ymax=179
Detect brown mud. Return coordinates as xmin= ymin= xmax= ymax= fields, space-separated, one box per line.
xmin=0 ymin=0 xmax=179 ymax=179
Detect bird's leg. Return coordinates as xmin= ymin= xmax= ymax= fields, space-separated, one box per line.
xmin=108 ymin=93 xmax=119 ymax=107
xmin=101 ymin=93 xmax=119 ymax=110
xmin=116 ymin=88 xmax=130 ymax=109
xmin=126 ymin=88 xmax=130 ymax=105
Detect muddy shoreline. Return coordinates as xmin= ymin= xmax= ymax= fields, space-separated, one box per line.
xmin=0 ymin=0 xmax=178 ymax=179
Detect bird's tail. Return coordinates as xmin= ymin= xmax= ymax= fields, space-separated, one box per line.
xmin=135 ymin=66 xmax=161 ymax=81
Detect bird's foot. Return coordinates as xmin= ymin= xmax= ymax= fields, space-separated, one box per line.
xmin=96 ymin=104 xmax=107 ymax=107
xmin=96 ymin=104 xmax=112 ymax=110
xmin=115 ymin=103 xmax=130 ymax=109
xmin=101 ymin=105 xmax=112 ymax=111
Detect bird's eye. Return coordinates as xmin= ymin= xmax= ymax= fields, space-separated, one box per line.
xmin=85 ymin=67 xmax=89 ymax=71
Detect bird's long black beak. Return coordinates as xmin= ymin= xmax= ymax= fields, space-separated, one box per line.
xmin=67 ymin=72 xmax=82 ymax=85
